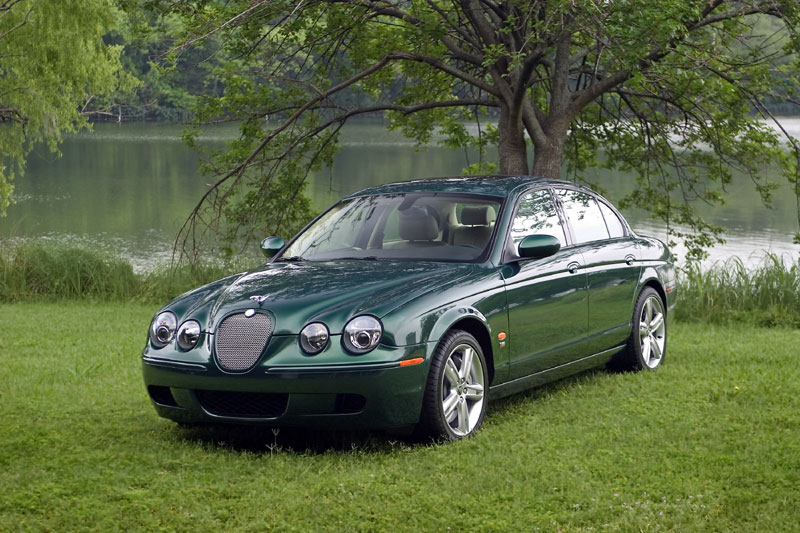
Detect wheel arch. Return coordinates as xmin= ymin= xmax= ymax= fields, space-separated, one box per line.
xmin=432 ymin=310 xmax=495 ymax=383
xmin=441 ymin=316 xmax=495 ymax=385
xmin=640 ymin=276 xmax=667 ymax=308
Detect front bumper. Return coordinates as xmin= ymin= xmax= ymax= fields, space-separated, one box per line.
xmin=141 ymin=338 xmax=433 ymax=429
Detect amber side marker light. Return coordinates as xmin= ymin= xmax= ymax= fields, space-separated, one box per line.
xmin=497 ymin=332 xmax=507 ymax=340
xmin=399 ymin=357 xmax=424 ymax=367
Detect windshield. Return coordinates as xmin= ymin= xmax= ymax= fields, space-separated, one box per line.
xmin=278 ymin=193 xmax=503 ymax=262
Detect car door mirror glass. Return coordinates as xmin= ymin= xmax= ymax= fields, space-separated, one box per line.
xmin=518 ymin=234 xmax=561 ymax=259
xmin=261 ymin=236 xmax=285 ymax=258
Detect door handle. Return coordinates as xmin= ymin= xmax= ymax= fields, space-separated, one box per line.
xmin=567 ymin=262 xmax=580 ymax=274
xmin=625 ymin=255 xmax=636 ymax=266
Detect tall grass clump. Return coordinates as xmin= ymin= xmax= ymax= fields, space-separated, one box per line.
xmin=0 ymin=242 xmax=256 ymax=303
xmin=0 ymin=243 xmax=138 ymax=301
xmin=676 ymin=254 xmax=800 ymax=327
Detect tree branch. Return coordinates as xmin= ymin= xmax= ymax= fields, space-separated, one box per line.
xmin=0 ymin=4 xmax=31 ymax=41
xmin=396 ymin=51 xmax=500 ymax=96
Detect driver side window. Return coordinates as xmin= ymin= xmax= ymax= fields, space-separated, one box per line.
xmin=510 ymin=190 xmax=567 ymax=247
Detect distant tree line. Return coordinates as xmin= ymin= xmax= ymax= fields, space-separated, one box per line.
xmin=88 ymin=4 xmax=800 ymax=124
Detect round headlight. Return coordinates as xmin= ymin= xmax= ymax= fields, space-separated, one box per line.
xmin=343 ymin=316 xmax=382 ymax=354
xmin=176 ymin=320 xmax=202 ymax=351
xmin=150 ymin=312 xmax=177 ymax=348
xmin=300 ymin=322 xmax=329 ymax=355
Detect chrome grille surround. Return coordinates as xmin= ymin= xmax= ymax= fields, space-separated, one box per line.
xmin=214 ymin=312 xmax=274 ymax=372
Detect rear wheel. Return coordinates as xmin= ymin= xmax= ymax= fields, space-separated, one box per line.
xmin=418 ymin=330 xmax=488 ymax=440
xmin=618 ymin=287 xmax=667 ymax=371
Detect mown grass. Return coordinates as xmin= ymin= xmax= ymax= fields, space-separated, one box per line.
xmin=1 ymin=303 xmax=798 ymax=531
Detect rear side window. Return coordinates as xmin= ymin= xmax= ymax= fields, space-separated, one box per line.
xmin=510 ymin=189 xmax=567 ymax=246
xmin=556 ymin=189 xmax=609 ymax=244
xmin=598 ymin=201 xmax=625 ymax=238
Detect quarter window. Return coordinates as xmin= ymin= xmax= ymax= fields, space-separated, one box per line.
xmin=556 ymin=189 xmax=609 ymax=243
xmin=510 ymin=190 xmax=566 ymax=247
xmin=598 ymin=201 xmax=625 ymax=238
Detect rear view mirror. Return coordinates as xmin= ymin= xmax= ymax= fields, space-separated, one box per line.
xmin=261 ymin=236 xmax=285 ymax=259
xmin=518 ymin=234 xmax=561 ymax=259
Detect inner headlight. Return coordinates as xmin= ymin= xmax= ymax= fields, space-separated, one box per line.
xmin=343 ymin=316 xmax=382 ymax=354
xmin=299 ymin=322 xmax=329 ymax=355
xmin=150 ymin=312 xmax=177 ymax=348
xmin=176 ymin=320 xmax=202 ymax=351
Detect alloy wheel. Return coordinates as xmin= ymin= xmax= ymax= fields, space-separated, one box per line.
xmin=440 ymin=343 xmax=486 ymax=436
xmin=639 ymin=295 xmax=666 ymax=369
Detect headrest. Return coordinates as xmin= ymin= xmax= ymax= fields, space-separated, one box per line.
xmin=399 ymin=207 xmax=439 ymax=241
xmin=460 ymin=206 xmax=496 ymax=226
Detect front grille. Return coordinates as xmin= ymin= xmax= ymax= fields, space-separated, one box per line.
xmin=196 ymin=390 xmax=288 ymax=418
xmin=215 ymin=312 xmax=274 ymax=372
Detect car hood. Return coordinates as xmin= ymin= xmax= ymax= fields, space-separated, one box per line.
xmin=201 ymin=260 xmax=475 ymax=335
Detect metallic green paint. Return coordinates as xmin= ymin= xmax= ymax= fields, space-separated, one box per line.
xmin=142 ymin=176 xmax=676 ymax=431
xmin=518 ymin=234 xmax=561 ymax=259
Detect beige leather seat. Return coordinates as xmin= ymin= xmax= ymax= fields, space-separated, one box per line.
xmin=385 ymin=207 xmax=444 ymax=249
xmin=451 ymin=206 xmax=496 ymax=248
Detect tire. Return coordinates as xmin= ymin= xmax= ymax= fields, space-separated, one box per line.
xmin=417 ymin=330 xmax=488 ymax=440
xmin=617 ymin=287 xmax=667 ymax=371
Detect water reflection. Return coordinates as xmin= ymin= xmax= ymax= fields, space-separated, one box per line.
xmin=2 ymin=121 xmax=798 ymax=269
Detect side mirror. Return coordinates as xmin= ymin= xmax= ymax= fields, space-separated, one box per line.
xmin=518 ymin=234 xmax=561 ymax=259
xmin=260 ymin=236 xmax=285 ymax=259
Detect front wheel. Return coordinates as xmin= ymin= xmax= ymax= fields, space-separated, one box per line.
xmin=417 ymin=330 xmax=488 ymax=440
xmin=618 ymin=287 xmax=667 ymax=371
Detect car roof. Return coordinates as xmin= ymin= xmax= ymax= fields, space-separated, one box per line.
xmin=344 ymin=175 xmax=577 ymax=199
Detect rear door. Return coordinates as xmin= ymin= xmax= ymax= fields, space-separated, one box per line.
xmin=554 ymin=188 xmax=642 ymax=354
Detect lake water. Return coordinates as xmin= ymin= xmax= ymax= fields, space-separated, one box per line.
xmin=2 ymin=121 xmax=799 ymax=271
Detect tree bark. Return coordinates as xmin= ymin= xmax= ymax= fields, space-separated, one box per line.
xmin=531 ymin=133 xmax=566 ymax=179
xmin=497 ymin=104 xmax=529 ymax=174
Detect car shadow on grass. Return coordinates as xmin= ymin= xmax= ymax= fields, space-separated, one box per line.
xmin=168 ymin=423 xmax=425 ymax=455
xmin=486 ymin=367 xmax=609 ymax=417
xmin=165 ymin=366 xmax=619 ymax=454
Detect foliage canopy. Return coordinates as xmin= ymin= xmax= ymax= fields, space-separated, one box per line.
xmin=161 ymin=1 xmax=800 ymax=258
xmin=0 ymin=0 xmax=127 ymax=215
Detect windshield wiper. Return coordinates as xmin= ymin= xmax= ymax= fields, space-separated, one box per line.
xmin=276 ymin=255 xmax=305 ymax=262
xmin=337 ymin=256 xmax=379 ymax=261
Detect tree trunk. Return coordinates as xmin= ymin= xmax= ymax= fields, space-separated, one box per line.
xmin=531 ymin=133 xmax=566 ymax=180
xmin=497 ymin=104 xmax=529 ymax=175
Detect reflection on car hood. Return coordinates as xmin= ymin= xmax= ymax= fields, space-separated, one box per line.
xmin=208 ymin=260 xmax=475 ymax=335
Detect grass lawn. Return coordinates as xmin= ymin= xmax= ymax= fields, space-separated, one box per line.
xmin=1 ymin=303 xmax=799 ymax=531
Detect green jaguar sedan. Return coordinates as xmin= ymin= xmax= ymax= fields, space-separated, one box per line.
xmin=142 ymin=175 xmax=675 ymax=440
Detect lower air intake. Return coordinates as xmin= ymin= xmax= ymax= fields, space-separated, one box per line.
xmin=196 ymin=390 xmax=289 ymax=418
xmin=148 ymin=385 xmax=178 ymax=407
